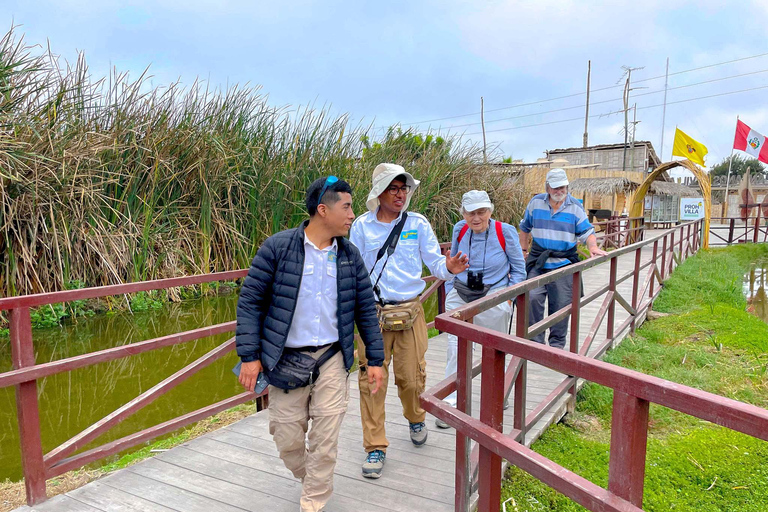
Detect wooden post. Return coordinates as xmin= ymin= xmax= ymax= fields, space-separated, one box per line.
xmin=650 ymin=240 xmax=659 ymax=299
xmin=754 ymin=208 xmax=761 ymax=243
xmin=568 ymin=272 xmax=580 ymax=412
xmin=477 ymin=343 xmax=505 ymax=512
xmin=607 ymin=258 xmax=617 ymax=344
xmin=11 ymin=308 xmax=47 ymax=505
xmin=631 ymin=247 xmax=642 ymax=332
xmin=514 ymin=294 xmax=529 ymax=445
xmin=455 ymin=330 xmax=473 ymax=512
xmin=608 ymin=391 xmax=650 ymax=507
xmin=728 ymin=218 xmax=735 ymax=245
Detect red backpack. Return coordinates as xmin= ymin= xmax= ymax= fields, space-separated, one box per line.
xmin=457 ymin=220 xmax=506 ymax=251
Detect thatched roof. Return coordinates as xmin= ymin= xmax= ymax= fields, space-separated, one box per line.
xmin=649 ymin=181 xmax=700 ymax=197
xmin=569 ymin=177 xmax=640 ymax=195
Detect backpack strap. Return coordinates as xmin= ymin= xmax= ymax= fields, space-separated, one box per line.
xmin=457 ymin=224 xmax=470 ymax=244
xmin=457 ymin=221 xmax=505 ymax=251
xmin=495 ymin=220 xmax=506 ymax=252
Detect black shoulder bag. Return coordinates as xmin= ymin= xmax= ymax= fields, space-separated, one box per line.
xmin=370 ymin=212 xmax=409 ymax=303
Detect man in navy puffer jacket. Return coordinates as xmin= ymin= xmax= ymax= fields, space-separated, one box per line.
xmin=236 ymin=176 xmax=384 ymax=512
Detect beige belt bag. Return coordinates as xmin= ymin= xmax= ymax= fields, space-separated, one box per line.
xmin=378 ymin=300 xmax=420 ymax=331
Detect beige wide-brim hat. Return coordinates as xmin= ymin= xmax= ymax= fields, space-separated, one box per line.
xmin=365 ymin=163 xmax=421 ymax=212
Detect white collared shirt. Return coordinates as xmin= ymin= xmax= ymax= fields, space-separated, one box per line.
xmin=350 ymin=209 xmax=451 ymax=303
xmin=284 ymin=235 xmax=339 ymax=349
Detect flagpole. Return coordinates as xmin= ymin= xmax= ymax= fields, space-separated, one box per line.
xmin=723 ymin=115 xmax=739 ymax=219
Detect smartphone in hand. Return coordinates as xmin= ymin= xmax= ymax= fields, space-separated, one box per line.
xmin=232 ymin=361 xmax=269 ymax=395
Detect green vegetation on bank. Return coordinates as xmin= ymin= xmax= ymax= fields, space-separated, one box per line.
xmin=0 ymin=26 xmax=525 ymax=305
xmin=501 ymin=244 xmax=768 ymax=511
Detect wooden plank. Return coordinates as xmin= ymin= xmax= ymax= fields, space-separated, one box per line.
xmin=172 ymin=438 xmax=452 ymax=511
xmin=100 ymin=471 xmax=247 ymax=512
xmin=65 ymin=479 xmax=178 ymax=512
xmin=14 ymin=494 xmax=103 ymax=512
xmin=127 ymin=457 xmax=297 ymax=511
xmin=199 ymin=432 xmax=454 ymax=503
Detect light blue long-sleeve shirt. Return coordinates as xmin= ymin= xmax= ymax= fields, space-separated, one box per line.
xmin=449 ymin=219 xmax=527 ymax=292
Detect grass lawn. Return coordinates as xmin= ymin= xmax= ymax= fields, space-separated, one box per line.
xmin=500 ymin=244 xmax=768 ymax=512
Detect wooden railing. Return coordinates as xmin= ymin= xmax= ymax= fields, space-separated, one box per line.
xmin=593 ymin=216 xmax=645 ymax=249
xmin=709 ymin=215 xmax=768 ymax=246
xmin=421 ymin=220 xmax=768 ymax=511
xmin=1 ymin=255 xmax=450 ymax=506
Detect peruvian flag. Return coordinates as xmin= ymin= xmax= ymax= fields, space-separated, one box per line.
xmin=734 ymin=120 xmax=768 ymax=163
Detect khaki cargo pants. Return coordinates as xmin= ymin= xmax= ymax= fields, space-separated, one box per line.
xmin=268 ymin=346 xmax=350 ymax=512
xmin=358 ymin=303 xmax=428 ymax=453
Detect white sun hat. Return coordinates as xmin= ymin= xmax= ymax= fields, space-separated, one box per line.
xmin=460 ymin=190 xmax=494 ymax=214
xmin=365 ymin=163 xmax=421 ymax=212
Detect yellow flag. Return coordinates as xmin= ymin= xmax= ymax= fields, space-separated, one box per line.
xmin=672 ymin=128 xmax=708 ymax=166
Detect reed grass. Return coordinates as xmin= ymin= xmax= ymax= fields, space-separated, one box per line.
xmin=0 ymin=26 xmax=525 ymax=299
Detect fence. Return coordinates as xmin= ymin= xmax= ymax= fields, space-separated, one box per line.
xmin=593 ymin=216 xmax=645 ymax=249
xmin=0 ymin=257 xmax=452 ymax=506
xmin=421 ymin=219 xmax=768 ymax=511
xmin=709 ymin=215 xmax=768 ymax=246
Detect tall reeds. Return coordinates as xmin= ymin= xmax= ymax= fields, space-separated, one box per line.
xmin=0 ymin=27 xmax=525 ymax=298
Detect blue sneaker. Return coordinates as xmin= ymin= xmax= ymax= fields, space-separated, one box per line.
xmin=362 ymin=449 xmax=385 ymax=478
xmin=409 ymin=421 xmax=428 ymax=446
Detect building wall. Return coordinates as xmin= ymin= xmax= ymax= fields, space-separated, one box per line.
xmin=547 ymin=145 xmax=649 ymax=173
xmin=522 ymin=167 xmax=645 ymax=214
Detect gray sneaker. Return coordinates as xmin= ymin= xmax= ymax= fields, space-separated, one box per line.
xmin=362 ymin=449 xmax=385 ymax=479
xmin=409 ymin=421 xmax=428 ymax=446
xmin=435 ymin=418 xmax=450 ymax=429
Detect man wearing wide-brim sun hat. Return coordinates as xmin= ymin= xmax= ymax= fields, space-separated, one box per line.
xmin=349 ymin=162 xmax=469 ymax=479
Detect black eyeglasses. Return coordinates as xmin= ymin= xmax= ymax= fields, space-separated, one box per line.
xmin=386 ymin=184 xmax=411 ymax=196
xmin=318 ymin=176 xmax=339 ymax=203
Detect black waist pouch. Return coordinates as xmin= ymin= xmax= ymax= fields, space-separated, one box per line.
xmin=266 ymin=343 xmax=341 ymax=390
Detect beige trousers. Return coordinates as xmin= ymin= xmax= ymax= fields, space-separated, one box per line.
xmin=357 ymin=304 xmax=428 ymax=453
xmin=268 ymin=346 xmax=350 ymax=512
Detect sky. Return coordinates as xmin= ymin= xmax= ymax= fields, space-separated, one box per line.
xmin=4 ymin=0 xmax=768 ymax=177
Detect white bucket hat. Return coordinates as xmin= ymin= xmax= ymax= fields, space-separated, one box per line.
xmin=546 ymin=168 xmax=569 ymax=188
xmin=460 ymin=190 xmax=494 ymax=214
xmin=365 ymin=163 xmax=420 ymax=212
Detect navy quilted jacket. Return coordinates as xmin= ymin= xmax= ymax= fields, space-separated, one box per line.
xmin=236 ymin=221 xmax=384 ymax=370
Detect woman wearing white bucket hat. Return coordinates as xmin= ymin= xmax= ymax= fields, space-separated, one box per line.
xmin=350 ymin=163 xmax=469 ymax=479
xmin=436 ymin=190 xmax=526 ymax=428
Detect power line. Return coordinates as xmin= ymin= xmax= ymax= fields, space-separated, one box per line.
xmin=461 ymin=84 xmax=768 ymax=136
xmin=408 ymin=68 xmax=768 ymax=132
xmin=382 ymin=51 xmax=768 ymax=129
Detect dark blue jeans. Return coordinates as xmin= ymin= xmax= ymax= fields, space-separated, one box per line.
xmin=527 ymin=265 xmax=574 ymax=349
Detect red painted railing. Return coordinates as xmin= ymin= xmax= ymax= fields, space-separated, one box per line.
xmin=1 ymin=257 xmax=450 ymax=505
xmin=421 ymin=219 xmax=768 ymax=511
xmin=709 ymin=215 xmax=768 ymax=246
xmin=593 ymin=216 xmax=645 ymax=249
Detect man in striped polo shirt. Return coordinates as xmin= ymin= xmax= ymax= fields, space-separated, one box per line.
xmin=518 ymin=168 xmax=607 ymax=349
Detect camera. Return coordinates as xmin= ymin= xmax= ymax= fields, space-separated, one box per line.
xmin=467 ymin=270 xmax=485 ymax=291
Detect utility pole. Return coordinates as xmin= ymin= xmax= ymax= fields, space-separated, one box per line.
xmin=660 ymin=57 xmax=669 ymax=159
xmin=620 ymin=66 xmax=643 ymax=172
xmin=630 ymin=103 xmax=640 ymax=172
xmin=481 ymin=96 xmax=487 ymax=163
xmin=583 ymin=60 xmax=591 ymax=148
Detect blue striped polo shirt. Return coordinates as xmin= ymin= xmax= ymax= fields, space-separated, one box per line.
xmin=519 ymin=193 xmax=595 ymax=270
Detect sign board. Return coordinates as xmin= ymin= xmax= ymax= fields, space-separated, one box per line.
xmin=680 ymin=197 xmax=705 ymax=220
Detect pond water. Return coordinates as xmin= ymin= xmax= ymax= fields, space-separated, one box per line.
xmin=744 ymin=261 xmax=768 ymax=323
xmin=0 ymin=292 xmax=440 ymax=482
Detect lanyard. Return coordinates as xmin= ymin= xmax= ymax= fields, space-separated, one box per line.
xmin=468 ymin=223 xmax=490 ymax=272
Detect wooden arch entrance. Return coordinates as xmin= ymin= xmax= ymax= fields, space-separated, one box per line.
xmin=627 ymin=159 xmax=711 ymax=248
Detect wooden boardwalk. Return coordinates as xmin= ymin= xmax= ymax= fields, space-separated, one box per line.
xmin=16 ymin=241 xmax=659 ymax=512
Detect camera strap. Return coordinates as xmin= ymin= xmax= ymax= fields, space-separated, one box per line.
xmin=468 ymin=225 xmax=490 ymax=274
